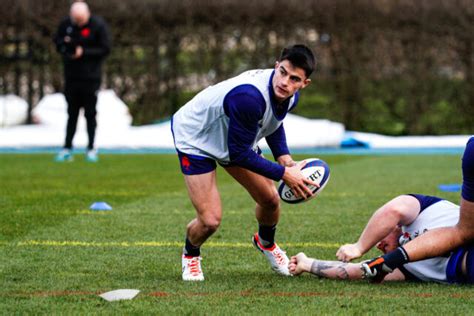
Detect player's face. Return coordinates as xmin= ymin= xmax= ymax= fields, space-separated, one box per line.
xmin=272 ymin=60 xmax=311 ymax=103
xmin=376 ymin=226 xmax=402 ymax=254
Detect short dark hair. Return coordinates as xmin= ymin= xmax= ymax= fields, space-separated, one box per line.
xmin=278 ymin=44 xmax=316 ymax=78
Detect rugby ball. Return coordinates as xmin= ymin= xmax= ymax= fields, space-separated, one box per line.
xmin=278 ymin=158 xmax=330 ymax=204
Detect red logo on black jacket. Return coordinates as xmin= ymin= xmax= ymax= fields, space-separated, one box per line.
xmin=81 ymin=28 xmax=91 ymax=38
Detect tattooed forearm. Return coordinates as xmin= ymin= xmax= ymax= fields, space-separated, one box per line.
xmin=310 ymin=260 xmax=350 ymax=280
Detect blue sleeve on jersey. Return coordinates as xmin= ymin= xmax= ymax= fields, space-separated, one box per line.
xmin=265 ymin=124 xmax=290 ymax=160
xmin=223 ymin=85 xmax=285 ymax=181
xmin=462 ymin=137 xmax=474 ymax=202
xmin=407 ymin=194 xmax=443 ymax=213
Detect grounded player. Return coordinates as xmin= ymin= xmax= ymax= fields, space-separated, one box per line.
xmin=172 ymin=44 xmax=318 ymax=281
xmin=290 ymin=194 xmax=474 ymax=284
xmin=360 ymin=137 xmax=474 ymax=280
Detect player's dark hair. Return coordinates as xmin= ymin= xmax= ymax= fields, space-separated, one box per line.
xmin=278 ymin=44 xmax=316 ymax=78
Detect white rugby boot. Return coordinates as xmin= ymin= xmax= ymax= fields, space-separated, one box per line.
xmin=252 ymin=233 xmax=291 ymax=276
xmin=182 ymin=255 xmax=204 ymax=281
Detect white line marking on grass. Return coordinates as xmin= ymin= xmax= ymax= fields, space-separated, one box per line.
xmin=4 ymin=240 xmax=341 ymax=248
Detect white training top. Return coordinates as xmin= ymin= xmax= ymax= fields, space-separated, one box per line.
xmin=171 ymin=69 xmax=297 ymax=163
xmin=400 ymin=199 xmax=460 ymax=283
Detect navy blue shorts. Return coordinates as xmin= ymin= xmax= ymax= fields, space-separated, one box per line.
xmin=176 ymin=151 xmax=217 ymax=175
xmin=446 ymin=245 xmax=474 ymax=284
xmin=174 ymin=147 xmax=263 ymax=175
xmin=462 ymin=137 xmax=474 ymax=202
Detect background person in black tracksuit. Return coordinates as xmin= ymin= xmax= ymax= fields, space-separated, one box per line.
xmin=53 ymin=1 xmax=110 ymax=162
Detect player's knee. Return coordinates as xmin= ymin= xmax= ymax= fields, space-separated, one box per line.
xmin=383 ymin=202 xmax=406 ymax=219
xmin=258 ymin=192 xmax=280 ymax=210
xmin=385 ymin=203 xmax=399 ymax=215
xmin=202 ymin=216 xmax=221 ymax=233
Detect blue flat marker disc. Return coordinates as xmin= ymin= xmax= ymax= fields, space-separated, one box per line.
xmin=438 ymin=184 xmax=462 ymax=192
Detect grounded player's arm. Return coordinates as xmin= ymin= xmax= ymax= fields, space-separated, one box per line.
xmin=311 ymin=261 xmax=406 ymax=281
xmin=310 ymin=260 xmax=362 ymax=280
xmin=290 ymin=253 xmax=363 ymax=280
xmin=336 ymin=195 xmax=420 ymax=262
xmin=290 ymin=253 xmax=405 ymax=281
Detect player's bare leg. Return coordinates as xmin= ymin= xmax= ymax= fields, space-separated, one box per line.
xmin=225 ymin=166 xmax=281 ymax=225
xmin=405 ymin=137 xmax=474 ymax=260
xmin=182 ymin=171 xmax=222 ymax=281
xmin=184 ymin=171 xmax=222 ymax=246
xmin=403 ymin=198 xmax=474 ymax=261
xmin=225 ymin=166 xmax=290 ymax=275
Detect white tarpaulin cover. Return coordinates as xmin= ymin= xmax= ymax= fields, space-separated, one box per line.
xmin=0 ymin=94 xmax=28 ymax=127
xmin=0 ymin=91 xmax=469 ymax=150
xmin=0 ymin=90 xmax=346 ymax=149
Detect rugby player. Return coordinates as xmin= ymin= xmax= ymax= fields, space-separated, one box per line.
xmin=172 ymin=45 xmax=317 ymax=281
xmin=290 ymin=194 xmax=473 ymax=284
xmin=361 ymin=138 xmax=474 ymax=280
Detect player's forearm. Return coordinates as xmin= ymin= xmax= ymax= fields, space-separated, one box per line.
xmin=356 ymin=208 xmax=401 ymax=254
xmin=231 ymin=150 xmax=285 ymax=181
xmin=309 ymin=260 xmax=362 ymax=280
xmin=266 ymin=124 xmax=290 ymax=159
xmin=276 ymin=154 xmax=295 ymax=167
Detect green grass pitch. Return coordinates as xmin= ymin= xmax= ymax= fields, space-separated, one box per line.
xmin=1 ymin=153 xmax=473 ymax=314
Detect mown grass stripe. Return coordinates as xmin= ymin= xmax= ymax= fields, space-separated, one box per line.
xmin=4 ymin=240 xmax=341 ymax=248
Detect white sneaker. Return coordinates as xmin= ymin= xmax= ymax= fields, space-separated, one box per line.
xmin=86 ymin=149 xmax=99 ymax=162
xmin=252 ymin=233 xmax=291 ymax=276
xmin=55 ymin=149 xmax=73 ymax=162
xmin=182 ymin=255 xmax=204 ymax=281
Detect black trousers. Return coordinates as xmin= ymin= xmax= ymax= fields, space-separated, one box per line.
xmin=64 ymin=80 xmax=101 ymax=150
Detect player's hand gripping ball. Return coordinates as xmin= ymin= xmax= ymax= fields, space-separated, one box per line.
xmin=278 ymin=158 xmax=330 ymax=204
